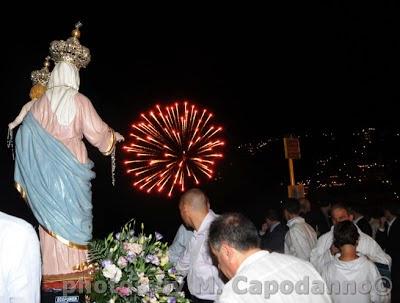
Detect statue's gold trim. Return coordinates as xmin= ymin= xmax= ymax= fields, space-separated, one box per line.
xmin=103 ymin=128 xmax=116 ymax=156
xmin=43 ymin=270 xmax=92 ymax=283
xmin=15 ymin=182 xmax=28 ymax=202
xmin=42 ymin=226 xmax=88 ymax=250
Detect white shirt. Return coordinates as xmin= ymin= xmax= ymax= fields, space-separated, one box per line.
xmin=353 ymin=216 xmax=364 ymax=225
xmin=168 ymin=224 xmax=193 ymax=265
xmin=321 ymin=255 xmax=390 ymax=303
xmin=0 ymin=212 xmax=41 ymax=303
xmin=285 ymin=216 xmax=317 ymax=261
xmin=387 ymin=217 xmax=397 ymax=236
xmin=310 ymin=225 xmax=391 ymax=274
xmin=176 ymin=210 xmax=223 ymax=300
xmin=217 ymin=250 xmax=332 ymax=303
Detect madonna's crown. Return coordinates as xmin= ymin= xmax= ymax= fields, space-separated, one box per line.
xmin=49 ymin=22 xmax=91 ymax=69
xmin=30 ymin=56 xmax=51 ymax=86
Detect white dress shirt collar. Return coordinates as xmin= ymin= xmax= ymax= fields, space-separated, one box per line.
xmin=353 ymin=215 xmax=364 ymax=224
xmin=388 ymin=216 xmax=397 ymax=227
xmin=287 ymin=216 xmax=305 ymax=227
xmin=195 ymin=209 xmax=217 ymax=235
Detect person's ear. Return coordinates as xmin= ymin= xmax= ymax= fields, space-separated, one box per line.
xmin=221 ymin=243 xmax=233 ymax=259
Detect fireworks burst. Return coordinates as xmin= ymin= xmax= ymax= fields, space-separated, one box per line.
xmin=123 ymin=101 xmax=225 ymax=197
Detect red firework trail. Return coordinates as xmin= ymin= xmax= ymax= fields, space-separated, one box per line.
xmin=123 ymin=101 xmax=225 ymax=197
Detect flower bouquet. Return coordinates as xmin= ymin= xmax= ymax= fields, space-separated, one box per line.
xmin=88 ymin=220 xmax=190 ymax=303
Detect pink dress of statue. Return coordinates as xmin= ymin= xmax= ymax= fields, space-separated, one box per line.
xmin=28 ymin=61 xmax=123 ymax=284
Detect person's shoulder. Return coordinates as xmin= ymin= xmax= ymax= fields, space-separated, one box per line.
xmin=0 ymin=212 xmax=36 ymax=236
xmin=360 ymin=256 xmax=379 ymax=269
xmin=177 ymin=224 xmax=193 ymax=236
xmin=317 ymin=228 xmax=333 ymax=242
xmin=274 ymin=223 xmax=287 ymax=233
xmin=267 ymin=252 xmax=321 ymax=276
xmin=358 ymin=229 xmax=376 ymax=243
xmin=267 ymin=251 xmax=309 ymax=267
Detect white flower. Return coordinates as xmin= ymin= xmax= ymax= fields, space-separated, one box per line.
xmin=108 ymin=297 xmax=117 ymax=303
xmin=162 ymin=283 xmax=174 ymax=295
xmin=137 ymin=284 xmax=150 ymax=296
xmin=102 ymin=264 xmax=122 ymax=283
xmin=138 ymin=272 xmax=150 ymax=285
xmin=149 ymin=297 xmax=159 ymax=303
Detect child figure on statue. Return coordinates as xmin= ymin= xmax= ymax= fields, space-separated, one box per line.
xmin=8 ymin=57 xmax=51 ymax=131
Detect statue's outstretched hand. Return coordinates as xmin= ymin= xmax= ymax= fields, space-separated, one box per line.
xmin=8 ymin=122 xmax=16 ymax=131
xmin=115 ymin=132 xmax=125 ymax=142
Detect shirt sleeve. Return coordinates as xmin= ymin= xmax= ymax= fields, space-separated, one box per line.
xmin=169 ymin=225 xmax=191 ymax=265
xmin=357 ymin=233 xmax=391 ymax=269
xmin=368 ymin=262 xmax=390 ymax=303
xmin=285 ymin=227 xmax=312 ymax=261
xmin=310 ymin=232 xmax=335 ymax=274
xmin=7 ymin=225 xmax=41 ymax=303
xmin=79 ymin=95 xmax=116 ymax=155
xmin=175 ymin=235 xmax=193 ymax=276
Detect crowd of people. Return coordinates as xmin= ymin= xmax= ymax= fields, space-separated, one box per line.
xmin=167 ymin=190 xmax=398 ymax=303
xmin=1 ymin=187 xmax=398 ymax=302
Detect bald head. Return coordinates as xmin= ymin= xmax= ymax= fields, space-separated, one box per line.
xmin=179 ymin=188 xmax=210 ymax=230
xmin=179 ymin=188 xmax=209 ymax=212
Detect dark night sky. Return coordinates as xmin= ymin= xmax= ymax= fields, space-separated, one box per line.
xmin=1 ymin=6 xmax=400 ymax=241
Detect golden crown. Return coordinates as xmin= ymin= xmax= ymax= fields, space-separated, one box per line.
xmin=30 ymin=56 xmax=51 ymax=86
xmin=49 ymin=22 xmax=91 ymax=69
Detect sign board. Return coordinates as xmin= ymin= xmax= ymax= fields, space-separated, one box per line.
xmin=288 ymin=184 xmax=305 ymax=199
xmin=284 ymin=137 xmax=301 ymax=159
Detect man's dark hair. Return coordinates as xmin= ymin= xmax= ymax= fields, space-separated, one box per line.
xmin=209 ymin=213 xmax=259 ymax=251
xmin=331 ymin=202 xmax=352 ymax=215
xmin=265 ymin=208 xmax=281 ymax=222
xmin=350 ymin=203 xmax=366 ymax=215
xmin=333 ymin=221 xmax=359 ymax=248
xmin=282 ymin=198 xmax=300 ymax=215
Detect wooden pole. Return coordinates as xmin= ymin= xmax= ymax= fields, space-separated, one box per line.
xmin=288 ymin=158 xmax=295 ymax=186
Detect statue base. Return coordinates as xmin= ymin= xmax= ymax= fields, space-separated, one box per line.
xmin=41 ymin=290 xmax=87 ymax=303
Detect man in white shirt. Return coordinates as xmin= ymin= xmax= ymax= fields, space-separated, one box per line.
xmin=176 ymin=188 xmax=223 ymax=303
xmin=0 ymin=211 xmax=41 ymax=303
xmin=169 ymin=223 xmax=193 ymax=265
xmin=283 ymin=198 xmax=317 ymax=261
xmin=310 ymin=202 xmax=391 ymax=274
xmin=209 ymin=212 xmax=332 ymax=303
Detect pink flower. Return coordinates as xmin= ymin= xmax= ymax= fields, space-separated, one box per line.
xmin=116 ymin=286 xmax=132 ymax=297
xmin=123 ymin=242 xmax=143 ymax=255
xmin=117 ymin=256 xmax=128 ymax=269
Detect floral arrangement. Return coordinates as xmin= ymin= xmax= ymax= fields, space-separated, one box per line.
xmin=88 ymin=220 xmax=190 ymax=303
